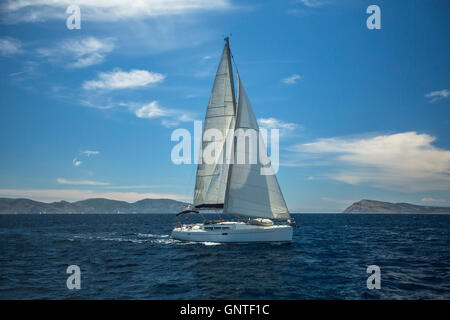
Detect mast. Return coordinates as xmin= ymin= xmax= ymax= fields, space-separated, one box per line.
xmin=193 ymin=37 xmax=237 ymax=210
xmin=224 ymin=36 xmax=237 ymax=115
xmin=223 ymin=37 xmax=237 ymax=215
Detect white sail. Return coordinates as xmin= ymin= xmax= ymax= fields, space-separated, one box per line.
xmin=193 ymin=40 xmax=236 ymax=209
xmin=223 ymin=77 xmax=290 ymax=220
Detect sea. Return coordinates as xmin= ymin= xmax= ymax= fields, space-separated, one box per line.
xmin=0 ymin=213 xmax=449 ymax=300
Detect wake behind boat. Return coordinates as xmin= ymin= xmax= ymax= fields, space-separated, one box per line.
xmin=171 ymin=37 xmax=297 ymax=243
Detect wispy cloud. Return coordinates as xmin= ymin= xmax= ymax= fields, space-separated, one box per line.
xmin=288 ymin=0 xmax=328 ymax=16
xmin=258 ymin=117 xmax=299 ymax=137
xmin=57 ymin=178 xmax=110 ymax=186
xmin=0 ymin=188 xmax=189 ymax=202
xmin=135 ymin=101 xmax=168 ymax=119
xmin=79 ymin=97 xmax=194 ymax=128
xmin=72 ymin=159 xmax=82 ymax=167
xmin=258 ymin=118 xmax=297 ymax=130
xmin=9 ymin=61 xmax=37 ymax=78
xmin=1 ymin=0 xmax=231 ymax=23
xmin=425 ymin=89 xmax=450 ymax=103
xmin=292 ymin=131 xmax=450 ymax=192
xmin=36 ymin=37 xmax=114 ymax=68
xmin=57 ymin=179 xmax=178 ymax=189
xmin=421 ymin=197 xmax=447 ymax=203
xmin=0 ymin=36 xmax=22 ymax=55
xmin=281 ymin=74 xmax=301 ymax=84
xmin=133 ymin=101 xmax=194 ymax=127
xmin=83 ymin=69 xmax=165 ymax=90
xmin=105 ymin=185 xmax=176 ymax=190
xmin=73 ymin=149 xmax=100 ymax=167
xmin=81 ymin=150 xmax=100 ymax=157
xmin=297 ymin=0 xmax=327 ymax=7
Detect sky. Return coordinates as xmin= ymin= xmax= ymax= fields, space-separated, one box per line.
xmin=0 ymin=0 xmax=449 ymax=212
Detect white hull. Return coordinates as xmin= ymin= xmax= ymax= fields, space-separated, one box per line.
xmin=171 ymin=221 xmax=292 ymax=243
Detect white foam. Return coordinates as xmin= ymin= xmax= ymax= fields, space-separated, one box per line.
xmin=201 ymin=242 xmax=222 ymax=246
xmin=137 ymin=233 xmax=169 ymax=238
xmin=70 ymin=233 xmax=205 ymax=246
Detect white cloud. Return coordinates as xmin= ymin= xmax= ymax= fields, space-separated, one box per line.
xmin=72 ymin=149 xmax=100 ymax=167
xmin=132 ymin=101 xmax=193 ymax=127
xmin=82 ymin=150 xmax=100 ymax=157
xmin=421 ymin=197 xmax=447 ymax=203
xmin=0 ymin=188 xmax=188 ymax=202
xmin=57 ymin=179 xmax=177 ymax=189
xmin=70 ymin=53 xmax=104 ymax=68
xmin=79 ymin=99 xmax=120 ymax=110
xmin=298 ymin=0 xmax=327 ymax=7
xmin=0 ymin=37 xmax=22 ymax=55
xmin=281 ymin=74 xmax=301 ymax=84
xmin=160 ymin=119 xmax=185 ymax=127
xmin=105 ymin=185 xmax=175 ymax=189
xmin=72 ymin=159 xmax=82 ymax=167
xmin=1 ymin=0 xmax=231 ymax=23
xmin=288 ymin=1 xmax=327 ymax=16
xmin=80 ymin=98 xmax=194 ymax=127
xmin=258 ymin=118 xmax=297 ymax=131
xmin=157 ymin=111 xmax=193 ymax=128
xmin=37 ymin=37 xmax=114 ymax=68
xmin=57 ymin=178 xmax=110 ymax=186
xmin=135 ymin=101 xmax=168 ymax=119
xmin=293 ymin=131 xmax=450 ymax=192
xmin=83 ymin=69 xmax=165 ymax=90
xmin=425 ymin=89 xmax=450 ymax=103
xmin=258 ymin=117 xmax=300 ymax=138
xmin=62 ymin=37 xmax=114 ymax=57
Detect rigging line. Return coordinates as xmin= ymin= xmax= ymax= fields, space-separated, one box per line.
xmin=230 ymin=51 xmax=240 ymax=79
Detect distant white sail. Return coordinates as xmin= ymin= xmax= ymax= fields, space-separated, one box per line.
xmin=193 ymin=41 xmax=236 ymax=209
xmin=223 ymin=77 xmax=290 ymax=220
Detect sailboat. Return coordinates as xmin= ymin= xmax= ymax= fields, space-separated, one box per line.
xmin=171 ymin=37 xmax=296 ymax=243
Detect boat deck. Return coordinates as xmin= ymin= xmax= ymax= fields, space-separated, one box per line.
xmin=172 ymin=221 xmax=293 ymax=243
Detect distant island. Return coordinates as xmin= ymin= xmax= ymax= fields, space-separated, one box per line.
xmin=343 ymin=199 xmax=450 ymax=214
xmin=0 ymin=198 xmax=188 ymax=214
xmin=2 ymin=197 xmax=449 ymax=214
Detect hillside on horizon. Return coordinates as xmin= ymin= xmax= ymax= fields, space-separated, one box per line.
xmin=0 ymin=197 xmax=188 ymax=214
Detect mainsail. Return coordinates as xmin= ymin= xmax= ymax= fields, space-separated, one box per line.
xmin=193 ymin=38 xmax=236 ymax=209
xmin=223 ymin=77 xmax=290 ymax=220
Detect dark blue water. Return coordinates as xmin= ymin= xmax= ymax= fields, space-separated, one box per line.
xmin=0 ymin=214 xmax=449 ymax=299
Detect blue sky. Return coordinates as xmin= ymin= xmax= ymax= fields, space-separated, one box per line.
xmin=0 ymin=0 xmax=449 ymax=212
